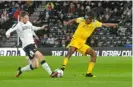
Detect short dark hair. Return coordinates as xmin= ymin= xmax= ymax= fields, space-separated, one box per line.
xmin=20 ymin=11 xmax=29 ymax=17
xmin=86 ymin=11 xmax=95 ymax=19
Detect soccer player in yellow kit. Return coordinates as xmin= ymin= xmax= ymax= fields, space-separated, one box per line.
xmin=52 ymin=11 xmax=117 ymax=77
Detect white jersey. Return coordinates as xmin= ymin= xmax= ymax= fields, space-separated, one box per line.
xmin=6 ymin=21 xmax=41 ymax=48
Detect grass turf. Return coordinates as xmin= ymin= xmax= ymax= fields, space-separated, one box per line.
xmin=0 ymin=56 xmax=132 ymax=87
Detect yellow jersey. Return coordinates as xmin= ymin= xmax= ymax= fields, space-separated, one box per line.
xmin=73 ymin=17 xmax=102 ymax=40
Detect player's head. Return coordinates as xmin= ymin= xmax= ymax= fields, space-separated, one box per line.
xmin=20 ymin=11 xmax=29 ymax=24
xmin=85 ymin=11 xmax=95 ymax=24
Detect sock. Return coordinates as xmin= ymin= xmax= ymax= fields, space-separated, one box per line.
xmin=41 ymin=60 xmax=52 ymax=75
xmin=21 ymin=64 xmax=34 ymax=72
xmin=87 ymin=62 xmax=95 ymax=74
xmin=61 ymin=57 xmax=68 ymax=70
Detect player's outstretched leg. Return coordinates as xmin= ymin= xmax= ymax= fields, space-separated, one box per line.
xmin=60 ymin=46 xmax=77 ymax=71
xmin=16 ymin=58 xmax=38 ymax=77
xmin=35 ymin=51 xmax=52 ymax=76
xmin=85 ymin=48 xmax=97 ymax=77
xmin=15 ymin=67 xmax=22 ymax=77
xmin=51 ymin=46 xmax=77 ymax=77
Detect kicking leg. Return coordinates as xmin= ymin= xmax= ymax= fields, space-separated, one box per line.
xmin=51 ymin=46 xmax=77 ymax=77
xmin=34 ymin=51 xmax=52 ymax=76
xmin=61 ymin=46 xmax=77 ymax=71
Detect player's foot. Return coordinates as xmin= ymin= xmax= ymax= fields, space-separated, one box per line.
xmin=50 ymin=72 xmax=58 ymax=78
xmin=60 ymin=67 xmax=65 ymax=71
xmin=15 ymin=67 xmax=22 ymax=77
xmin=85 ymin=73 xmax=96 ymax=77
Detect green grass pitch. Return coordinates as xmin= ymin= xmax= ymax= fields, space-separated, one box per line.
xmin=0 ymin=56 xmax=132 ymax=87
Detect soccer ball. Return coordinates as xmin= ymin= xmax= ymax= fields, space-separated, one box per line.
xmin=54 ymin=68 xmax=64 ymax=77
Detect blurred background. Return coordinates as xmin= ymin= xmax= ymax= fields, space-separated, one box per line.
xmin=0 ymin=1 xmax=132 ymax=48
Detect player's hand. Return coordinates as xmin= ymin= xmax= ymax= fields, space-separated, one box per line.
xmin=5 ymin=33 xmax=10 ymax=39
xmin=63 ymin=21 xmax=68 ymax=26
xmin=36 ymin=37 xmax=39 ymax=40
xmin=40 ymin=25 xmax=47 ymax=30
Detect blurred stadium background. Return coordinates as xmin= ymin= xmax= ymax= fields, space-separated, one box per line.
xmin=0 ymin=1 xmax=132 ymax=48
xmin=0 ymin=1 xmax=132 ymax=87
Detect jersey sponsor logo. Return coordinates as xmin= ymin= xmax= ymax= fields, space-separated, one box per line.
xmin=22 ymin=26 xmax=31 ymax=31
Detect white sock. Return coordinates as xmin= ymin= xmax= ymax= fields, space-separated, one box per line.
xmin=21 ymin=64 xmax=33 ymax=72
xmin=41 ymin=62 xmax=52 ymax=75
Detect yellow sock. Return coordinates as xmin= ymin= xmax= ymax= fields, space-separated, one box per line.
xmin=62 ymin=57 xmax=68 ymax=69
xmin=87 ymin=62 xmax=95 ymax=74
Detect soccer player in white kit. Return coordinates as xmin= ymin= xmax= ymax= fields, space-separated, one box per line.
xmin=6 ymin=11 xmax=52 ymax=77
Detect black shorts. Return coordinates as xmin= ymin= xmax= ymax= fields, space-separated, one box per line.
xmin=23 ymin=44 xmax=37 ymax=60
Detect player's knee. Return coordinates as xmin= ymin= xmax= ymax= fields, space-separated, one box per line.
xmin=32 ymin=63 xmax=39 ymax=69
xmin=88 ymin=50 xmax=96 ymax=58
xmin=31 ymin=60 xmax=39 ymax=69
xmin=69 ymin=50 xmax=74 ymax=55
xmin=66 ymin=50 xmax=75 ymax=58
xmin=91 ymin=51 xmax=97 ymax=62
xmin=35 ymin=51 xmax=44 ymax=60
xmin=34 ymin=64 xmax=39 ymax=69
xmin=86 ymin=49 xmax=97 ymax=60
xmin=70 ymin=48 xmax=76 ymax=54
xmin=92 ymin=51 xmax=97 ymax=58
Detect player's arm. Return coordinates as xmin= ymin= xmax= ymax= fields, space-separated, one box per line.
xmin=63 ymin=19 xmax=77 ymax=25
xmin=32 ymin=25 xmax=47 ymax=31
xmin=102 ymin=23 xmax=118 ymax=27
xmin=32 ymin=30 xmax=39 ymax=40
xmin=29 ymin=21 xmax=47 ymax=31
xmin=5 ymin=24 xmax=17 ymax=38
xmin=95 ymin=20 xmax=118 ymax=28
xmin=64 ymin=17 xmax=84 ymax=25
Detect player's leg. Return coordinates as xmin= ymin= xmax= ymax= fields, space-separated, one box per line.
xmin=85 ymin=47 xmax=97 ymax=77
xmin=60 ymin=38 xmax=79 ymax=71
xmin=78 ymin=44 xmax=96 ymax=77
xmin=25 ymin=56 xmax=32 ymax=64
xmin=25 ymin=56 xmax=39 ymax=65
xmin=30 ymin=57 xmax=39 ymax=68
xmin=21 ymin=57 xmax=39 ymax=71
xmin=25 ymin=44 xmax=38 ymax=65
xmin=16 ymin=44 xmax=52 ymax=77
xmin=25 ymin=44 xmax=38 ymax=64
xmin=51 ymin=46 xmax=77 ymax=77
xmin=60 ymin=46 xmax=77 ymax=71
xmin=16 ymin=57 xmax=38 ymax=77
xmin=51 ymin=38 xmax=79 ymax=77
xmin=34 ymin=51 xmax=52 ymax=75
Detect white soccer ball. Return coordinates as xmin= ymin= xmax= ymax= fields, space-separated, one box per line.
xmin=54 ymin=68 xmax=64 ymax=77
